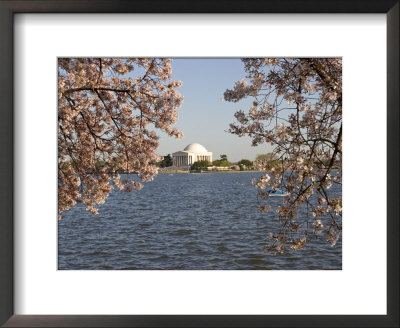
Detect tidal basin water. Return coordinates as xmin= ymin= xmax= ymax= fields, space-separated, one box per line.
xmin=58 ymin=172 xmax=342 ymax=270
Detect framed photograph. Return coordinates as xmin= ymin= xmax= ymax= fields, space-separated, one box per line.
xmin=1 ymin=1 xmax=398 ymax=327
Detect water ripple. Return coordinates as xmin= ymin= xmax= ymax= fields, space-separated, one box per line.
xmin=59 ymin=172 xmax=341 ymax=270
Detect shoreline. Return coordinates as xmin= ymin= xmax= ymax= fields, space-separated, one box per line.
xmin=158 ymin=170 xmax=265 ymax=174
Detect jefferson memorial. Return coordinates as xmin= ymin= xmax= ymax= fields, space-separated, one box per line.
xmin=172 ymin=143 xmax=212 ymax=167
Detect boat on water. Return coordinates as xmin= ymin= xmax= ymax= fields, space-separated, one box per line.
xmin=267 ymin=189 xmax=289 ymax=197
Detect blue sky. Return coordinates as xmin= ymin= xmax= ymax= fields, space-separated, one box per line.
xmin=156 ymin=58 xmax=273 ymax=163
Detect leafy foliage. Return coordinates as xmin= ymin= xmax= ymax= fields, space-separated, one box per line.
xmin=213 ymin=154 xmax=231 ymax=167
xmin=237 ymin=159 xmax=253 ymax=167
xmin=159 ymin=154 xmax=173 ymax=168
xmin=191 ymin=160 xmax=211 ymax=170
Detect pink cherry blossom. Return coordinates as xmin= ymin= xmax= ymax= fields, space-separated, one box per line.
xmin=224 ymin=58 xmax=342 ymax=252
xmin=58 ymin=58 xmax=183 ymax=218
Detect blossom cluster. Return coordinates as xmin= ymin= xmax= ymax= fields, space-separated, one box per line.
xmin=224 ymin=58 xmax=342 ymax=252
xmin=58 ymin=58 xmax=184 ymax=218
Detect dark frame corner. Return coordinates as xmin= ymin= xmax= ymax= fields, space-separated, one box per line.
xmin=0 ymin=1 xmax=398 ymax=327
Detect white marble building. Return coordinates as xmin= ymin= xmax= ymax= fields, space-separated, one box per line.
xmin=172 ymin=143 xmax=212 ymax=167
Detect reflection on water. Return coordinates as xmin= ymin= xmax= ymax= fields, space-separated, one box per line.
xmin=58 ymin=172 xmax=342 ymax=270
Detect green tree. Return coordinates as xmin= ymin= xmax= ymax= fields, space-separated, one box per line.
xmin=191 ymin=160 xmax=211 ymax=170
xmin=237 ymin=159 xmax=253 ymax=167
xmin=213 ymin=155 xmax=230 ymax=167
xmin=159 ymin=154 xmax=173 ymax=168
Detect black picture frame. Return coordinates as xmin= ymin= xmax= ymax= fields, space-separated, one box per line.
xmin=0 ymin=1 xmax=398 ymax=327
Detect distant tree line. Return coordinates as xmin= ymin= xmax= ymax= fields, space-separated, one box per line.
xmin=61 ymin=152 xmax=283 ymax=173
xmin=152 ymin=152 xmax=284 ymax=171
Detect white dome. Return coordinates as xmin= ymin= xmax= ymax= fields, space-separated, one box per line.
xmin=183 ymin=143 xmax=208 ymax=153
